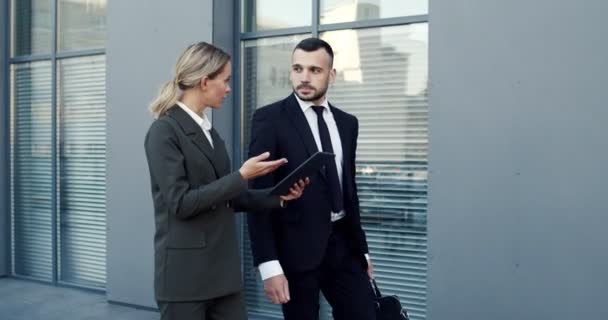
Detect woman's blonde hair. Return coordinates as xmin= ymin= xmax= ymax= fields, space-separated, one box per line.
xmin=149 ymin=41 xmax=231 ymax=116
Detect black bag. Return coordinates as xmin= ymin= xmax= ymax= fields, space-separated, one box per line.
xmin=372 ymin=279 xmax=410 ymax=320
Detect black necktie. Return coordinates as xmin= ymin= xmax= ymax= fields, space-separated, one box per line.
xmin=312 ymin=106 xmax=343 ymax=213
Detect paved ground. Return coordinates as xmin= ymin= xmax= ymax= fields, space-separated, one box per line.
xmin=0 ymin=277 xmax=159 ymax=320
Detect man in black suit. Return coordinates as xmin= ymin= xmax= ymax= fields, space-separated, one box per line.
xmin=247 ymin=38 xmax=377 ymax=320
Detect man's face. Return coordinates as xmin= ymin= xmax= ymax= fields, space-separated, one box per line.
xmin=290 ymin=48 xmax=336 ymax=104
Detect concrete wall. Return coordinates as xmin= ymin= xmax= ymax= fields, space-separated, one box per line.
xmin=106 ymin=0 xmax=213 ymax=308
xmin=427 ymin=1 xmax=608 ymax=319
xmin=212 ymin=0 xmax=236 ymax=160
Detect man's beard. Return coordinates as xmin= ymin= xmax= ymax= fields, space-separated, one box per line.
xmin=293 ymin=84 xmax=328 ymax=102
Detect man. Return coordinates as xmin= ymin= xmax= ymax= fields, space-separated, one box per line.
xmin=247 ymin=38 xmax=376 ymax=320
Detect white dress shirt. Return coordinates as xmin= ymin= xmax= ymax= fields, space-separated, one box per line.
xmin=258 ymin=95 xmax=369 ymax=281
xmin=176 ymin=101 xmax=213 ymax=148
xmin=295 ymin=95 xmax=346 ymax=222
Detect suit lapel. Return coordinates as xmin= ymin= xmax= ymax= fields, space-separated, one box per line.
xmin=283 ymin=94 xmax=320 ymax=157
xmin=167 ymin=105 xmax=221 ymax=178
xmin=209 ymin=128 xmax=230 ymax=176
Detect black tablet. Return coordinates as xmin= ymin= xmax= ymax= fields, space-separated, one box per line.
xmin=270 ymin=152 xmax=335 ymax=195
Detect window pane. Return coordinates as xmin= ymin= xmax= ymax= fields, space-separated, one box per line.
xmin=11 ymin=0 xmax=53 ymax=56
xmin=240 ymin=34 xmax=308 ymax=319
xmin=58 ymin=0 xmax=107 ymax=51
xmin=321 ymin=24 xmax=429 ymax=320
xmin=10 ymin=61 xmax=53 ymax=281
xmin=321 ymin=0 xmax=427 ymax=24
xmin=242 ymin=0 xmax=311 ymax=32
xmin=57 ymin=55 xmax=107 ymax=288
xmin=241 ymin=35 xmax=309 ymax=154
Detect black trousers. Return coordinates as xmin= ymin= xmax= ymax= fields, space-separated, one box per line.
xmin=157 ymin=292 xmax=246 ymax=320
xmin=282 ymin=221 xmax=377 ymax=320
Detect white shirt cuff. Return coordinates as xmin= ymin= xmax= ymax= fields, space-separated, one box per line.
xmin=258 ymin=260 xmax=284 ymax=280
xmin=365 ymin=253 xmax=370 ymax=261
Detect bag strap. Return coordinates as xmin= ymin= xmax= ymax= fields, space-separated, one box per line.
xmin=371 ymin=279 xmax=382 ymax=299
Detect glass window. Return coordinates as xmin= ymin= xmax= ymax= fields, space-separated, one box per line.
xmin=10 ymin=61 xmax=54 ymax=281
xmin=241 ymin=34 xmax=309 ymax=150
xmin=11 ymin=0 xmax=53 ymax=56
xmin=240 ymin=24 xmax=429 ymax=320
xmin=242 ymin=0 xmax=311 ymax=32
xmin=9 ymin=0 xmax=108 ymax=289
xmin=321 ymin=24 xmax=429 ymax=319
xmin=57 ymin=55 xmax=107 ymax=288
xmin=320 ymin=0 xmax=427 ymax=24
xmin=58 ymin=0 xmax=107 ymax=51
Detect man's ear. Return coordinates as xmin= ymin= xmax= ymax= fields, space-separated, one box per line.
xmin=329 ymin=68 xmax=336 ymax=84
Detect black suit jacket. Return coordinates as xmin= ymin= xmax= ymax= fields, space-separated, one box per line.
xmin=144 ymin=105 xmax=281 ymax=302
xmin=247 ymin=94 xmax=369 ymax=273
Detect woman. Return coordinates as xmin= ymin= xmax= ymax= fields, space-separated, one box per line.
xmin=144 ymin=42 xmax=306 ymax=320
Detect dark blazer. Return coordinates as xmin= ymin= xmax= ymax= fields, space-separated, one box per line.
xmin=144 ymin=105 xmax=281 ymax=302
xmin=247 ymin=94 xmax=369 ymax=273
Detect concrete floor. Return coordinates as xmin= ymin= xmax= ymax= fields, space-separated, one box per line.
xmin=0 ymin=277 xmax=159 ymax=320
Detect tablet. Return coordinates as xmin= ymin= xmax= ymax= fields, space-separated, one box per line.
xmin=270 ymin=152 xmax=335 ymax=195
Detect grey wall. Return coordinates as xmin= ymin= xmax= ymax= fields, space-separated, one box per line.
xmin=0 ymin=0 xmax=9 ymax=277
xmin=212 ymin=0 xmax=237 ymax=161
xmin=427 ymin=1 xmax=608 ymax=319
xmin=106 ymin=0 xmax=213 ymax=308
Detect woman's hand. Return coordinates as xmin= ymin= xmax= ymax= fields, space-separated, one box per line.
xmin=240 ymin=152 xmax=287 ymax=180
xmin=280 ymin=178 xmax=310 ymax=201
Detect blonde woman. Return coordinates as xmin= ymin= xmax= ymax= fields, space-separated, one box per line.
xmin=144 ymin=42 xmax=307 ymax=320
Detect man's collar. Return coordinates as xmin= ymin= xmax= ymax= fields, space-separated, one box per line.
xmin=293 ymin=93 xmax=329 ymax=114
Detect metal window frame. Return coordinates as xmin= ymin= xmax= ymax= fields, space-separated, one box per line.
xmin=1 ymin=0 xmax=11 ymax=279
xmin=233 ymin=1 xmax=243 ymax=166
xmin=51 ymin=0 xmax=58 ymax=286
xmin=5 ymin=0 xmax=14 ymax=280
xmin=6 ymin=0 xmax=106 ymax=291
xmin=238 ymin=3 xmax=428 ymax=40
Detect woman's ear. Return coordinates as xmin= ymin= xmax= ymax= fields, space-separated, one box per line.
xmin=199 ymin=76 xmax=209 ymax=91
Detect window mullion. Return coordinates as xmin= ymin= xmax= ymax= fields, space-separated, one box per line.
xmin=50 ymin=0 xmax=58 ymax=285
xmin=312 ymin=0 xmax=320 ymax=37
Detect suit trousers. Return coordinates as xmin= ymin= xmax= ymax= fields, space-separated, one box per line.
xmin=157 ymin=292 xmax=246 ymax=320
xmin=282 ymin=220 xmax=377 ymax=320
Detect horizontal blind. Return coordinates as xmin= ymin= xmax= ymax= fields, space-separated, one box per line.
xmin=57 ymin=55 xmax=107 ymax=288
xmin=321 ymin=24 xmax=429 ymax=320
xmin=10 ymin=61 xmax=54 ymax=282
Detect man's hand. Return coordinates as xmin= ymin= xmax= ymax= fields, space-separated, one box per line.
xmin=264 ymin=274 xmax=290 ymax=304
xmin=366 ymin=257 xmax=374 ymax=279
